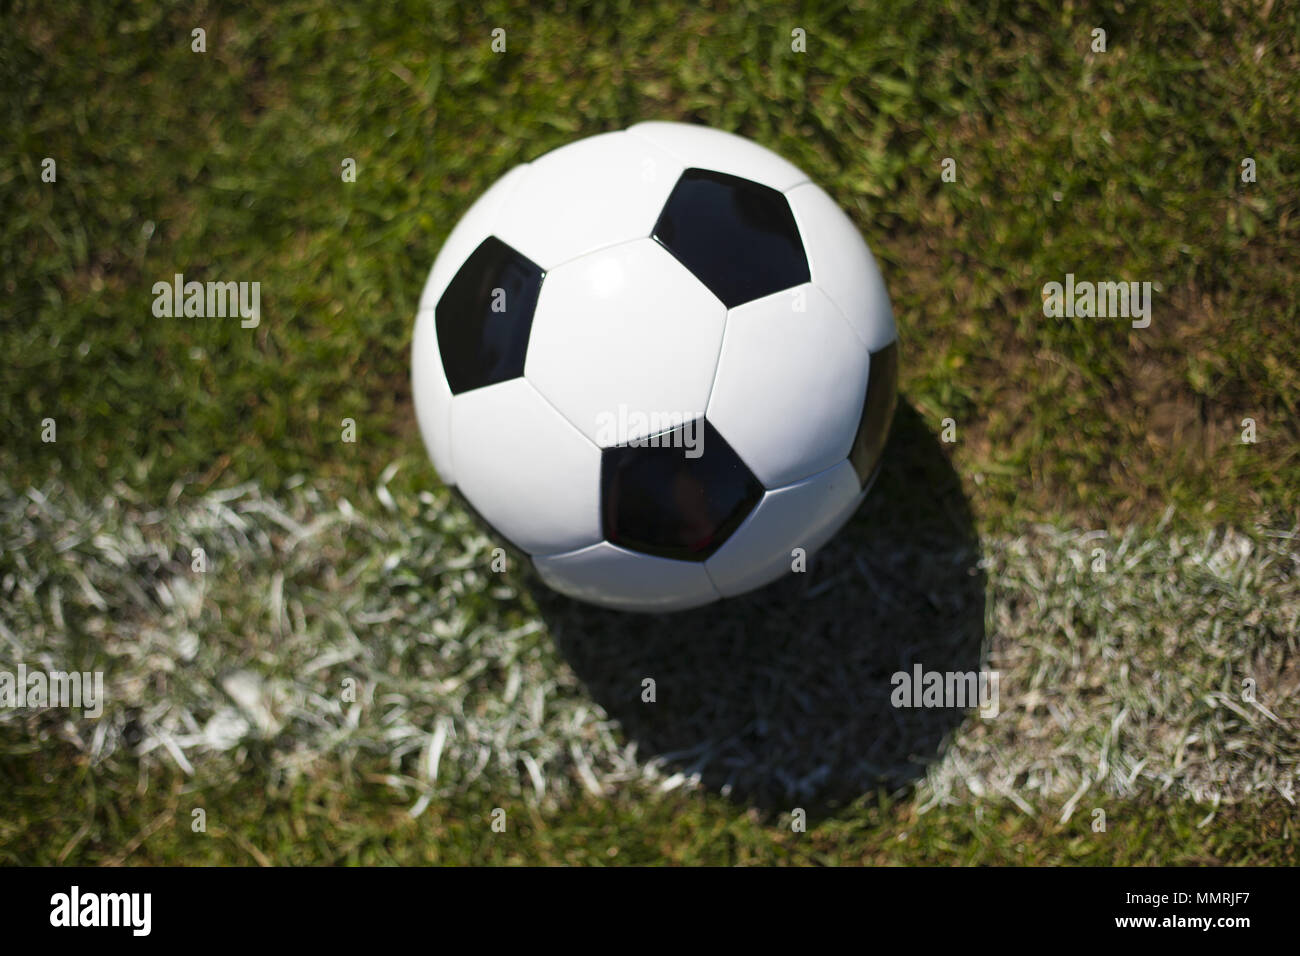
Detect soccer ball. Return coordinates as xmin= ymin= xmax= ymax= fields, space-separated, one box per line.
xmin=412 ymin=122 xmax=898 ymax=612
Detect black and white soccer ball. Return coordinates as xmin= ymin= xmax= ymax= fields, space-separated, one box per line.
xmin=412 ymin=122 xmax=898 ymax=612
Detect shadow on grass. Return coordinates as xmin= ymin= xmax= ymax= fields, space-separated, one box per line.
xmin=530 ymin=400 xmax=986 ymax=816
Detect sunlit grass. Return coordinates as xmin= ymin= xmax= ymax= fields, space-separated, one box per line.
xmin=2 ymin=0 xmax=1297 ymax=864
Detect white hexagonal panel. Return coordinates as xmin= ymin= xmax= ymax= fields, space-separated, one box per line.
xmin=627 ymin=121 xmax=809 ymax=193
xmin=418 ymin=165 xmax=530 ymax=314
xmin=411 ymin=306 xmax=456 ymax=486
xmin=785 ymin=182 xmax=896 ymax=353
xmin=525 ymin=239 xmax=726 ymax=447
xmin=705 ymin=459 xmax=861 ymax=598
xmin=449 ymin=378 xmax=601 ymax=555
xmin=706 ymin=284 xmax=869 ymax=488
xmin=491 ymin=132 xmax=685 ymax=271
xmin=533 ymin=542 xmax=720 ymax=612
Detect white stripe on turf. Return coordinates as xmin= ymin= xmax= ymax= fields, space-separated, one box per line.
xmin=1 ymin=479 xmax=1295 ymax=813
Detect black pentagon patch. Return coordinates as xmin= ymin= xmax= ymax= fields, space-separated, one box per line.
xmin=652 ymin=168 xmax=810 ymax=308
xmin=601 ymin=418 xmax=763 ymax=562
xmin=436 ymin=237 xmax=543 ymax=395
xmin=848 ymin=340 xmax=900 ymax=486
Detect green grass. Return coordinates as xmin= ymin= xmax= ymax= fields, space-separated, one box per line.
xmin=4 ymin=464 xmax=1293 ymax=812
xmin=4 ymin=731 xmax=1296 ymax=865
xmin=4 ymin=0 xmax=1296 ymax=528
xmin=2 ymin=0 xmax=1298 ymax=864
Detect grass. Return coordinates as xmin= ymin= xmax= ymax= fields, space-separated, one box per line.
xmin=4 ymin=745 xmax=1296 ymax=865
xmin=2 ymin=432 xmax=1296 ymax=859
xmin=2 ymin=0 xmax=1298 ymax=864
xmin=3 ymin=0 xmax=1297 ymax=529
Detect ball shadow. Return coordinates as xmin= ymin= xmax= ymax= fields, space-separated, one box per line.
xmin=530 ymin=400 xmax=986 ymax=815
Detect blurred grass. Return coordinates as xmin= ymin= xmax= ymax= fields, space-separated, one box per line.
xmin=2 ymin=0 xmax=1298 ymax=864
xmin=5 ymin=473 xmax=1291 ymax=825
xmin=3 ymin=0 xmax=1296 ymax=527
xmin=3 ymin=729 xmax=1296 ymax=865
